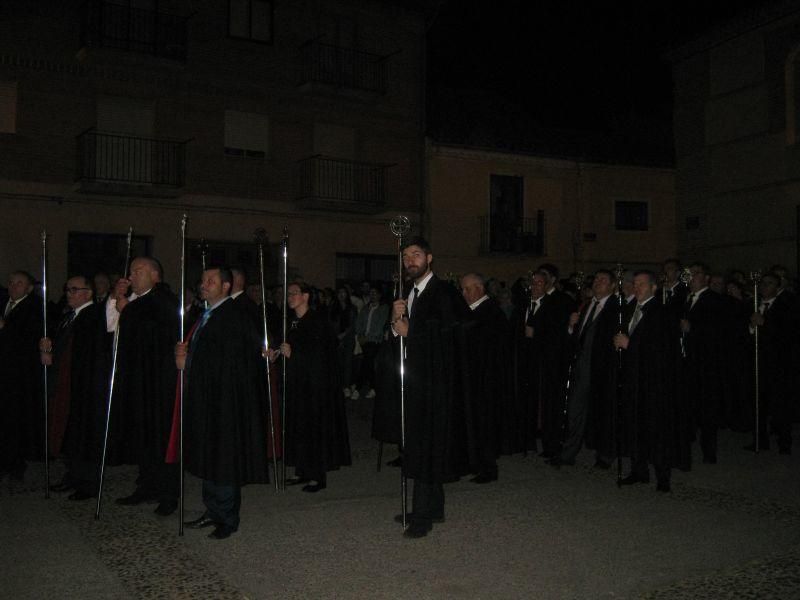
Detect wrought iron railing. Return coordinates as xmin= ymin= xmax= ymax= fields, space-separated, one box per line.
xmin=76 ymin=129 xmax=186 ymax=187
xmin=295 ymin=155 xmax=388 ymax=209
xmin=80 ymin=0 xmax=188 ymax=61
xmin=299 ymin=40 xmax=387 ymax=94
xmin=479 ymin=211 xmax=545 ymax=254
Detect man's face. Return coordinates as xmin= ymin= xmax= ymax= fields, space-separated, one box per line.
xmin=65 ymin=276 xmax=93 ymax=309
xmin=7 ymin=274 xmax=33 ymax=301
xmin=360 ymin=282 xmax=371 ymax=296
xmin=460 ymin=276 xmax=483 ymax=306
xmin=246 ymin=283 xmax=262 ymax=305
xmin=709 ymin=275 xmax=725 ymax=295
xmin=94 ymin=274 xmax=110 ymax=296
xmin=286 ymin=284 xmax=308 ymax=311
xmin=128 ymin=259 xmax=158 ymax=295
xmin=759 ymin=277 xmax=779 ymax=300
xmin=530 ymin=274 xmax=547 ymax=299
xmin=369 ymin=288 xmax=380 ymax=305
xmin=402 ymin=245 xmax=432 ymax=281
xmin=633 ymin=274 xmax=656 ymax=304
xmin=688 ymin=266 xmax=708 ymax=293
xmin=664 ymin=262 xmax=679 ymax=283
xmin=592 ymin=273 xmax=615 ymax=298
xmin=199 ymin=269 xmax=230 ymax=305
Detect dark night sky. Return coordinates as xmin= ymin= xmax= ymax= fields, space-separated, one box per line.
xmin=425 ymin=0 xmax=777 ymax=163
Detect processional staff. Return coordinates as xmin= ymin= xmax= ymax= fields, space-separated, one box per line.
xmin=178 ymin=214 xmax=187 ymax=535
xmin=750 ymin=270 xmax=762 ymax=453
xmin=561 ymin=271 xmax=585 ymax=444
xmin=95 ymin=227 xmax=134 ymax=520
xmin=40 ymin=230 xmax=51 ymax=499
xmin=255 ymin=228 xmax=279 ymax=491
xmin=614 ymin=263 xmax=625 ymax=487
xmin=280 ymin=226 xmax=289 ymax=490
xmin=198 ymin=239 xmax=209 ymax=308
xmin=389 ymin=215 xmax=411 ymax=528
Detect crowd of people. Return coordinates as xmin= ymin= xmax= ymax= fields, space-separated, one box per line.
xmin=0 ymin=245 xmax=798 ymax=540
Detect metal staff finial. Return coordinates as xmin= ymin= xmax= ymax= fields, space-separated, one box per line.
xmin=389 ymin=215 xmax=410 ymax=529
xmin=254 ymin=227 xmax=279 ymax=490
xmin=40 ymin=230 xmax=51 ymax=498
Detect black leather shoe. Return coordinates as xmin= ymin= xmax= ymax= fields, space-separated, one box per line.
xmin=470 ymin=472 xmax=498 ymax=483
xmin=620 ymin=473 xmax=649 ymax=485
xmin=403 ymin=520 xmax=432 ymax=539
xmin=208 ymin=525 xmax=235 ymax=540
xmin=285 ymin=477 xmax=310 ymax=486
xmin=394 ymin=513 xmax=445 ymax=524
xmin=115 ymin=490 xmax=158 ymax=506
xmin=301 ymin=481 xmax=327 ymax=493
xmin=68 ymin=490 xmax=96 ymax=501
xmin=593 ymin=459 xmax=611 ymax=470
xmin=50 ymin=481 xmax=75 ymax=493
xmin=184 ymin=514 xmax=217 ymax=529
xmin=154 ymin=500 xmax=178 ymax=516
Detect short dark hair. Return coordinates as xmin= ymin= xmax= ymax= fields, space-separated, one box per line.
xmin=134 ymin=257 xmax=163 ymax=280
xmin=289 ymin=279 xmax=312 ymax=295
xmin=761 ymin=272 xmax=781 ymax=287
xmin=10 ymin=270 xmax=35 ymax=286
xmin=690 ymin=262 xmax=710 ymax=275
xmin=594 ymin=269 xmax=615 ymax=282
xmin=206 ymin=265 xmax=233 ymax=287
xmin=401 ymin=236 xmax=432 ymax=255
xmin=538 ymin=263 xmax=559 ymax=280
xmin=633 ymin=270 xmax=657 ymax=285
xmin=67 ymin=274 xmax=93 ymax=292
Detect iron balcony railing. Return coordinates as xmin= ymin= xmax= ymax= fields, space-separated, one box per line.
xmin=479 ymin=211 xmax=546 ymax=255
xmin=76 ymin=129 xmax=187 ymax=187
xmin=80 ymin=0 xmax=188 ymax=61
xmin=295 ymin=155 xmax=389 ymax=210
xmin=299 ymin=40 xmax=387 ymax=94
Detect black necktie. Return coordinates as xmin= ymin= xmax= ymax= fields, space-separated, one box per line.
xmin=61 ymin=310 xmax=76 ymax=329
xmin=409 ymin=287 xmax=419 ymax=318
xmin=579 ymin=300 xmax=597 ymax=344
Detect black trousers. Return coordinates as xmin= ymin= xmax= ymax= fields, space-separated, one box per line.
xmin=411 ymin=479 xmax=444 ymax=524
xmin=202 ymin=480 xmax=241 ymax=530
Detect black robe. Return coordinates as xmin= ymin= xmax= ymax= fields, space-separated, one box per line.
xmin=114 ymin=284 xmax=179 ymax=466
xmin=619 ymin=299 xmax=683 ymax=468
xmin=284 ymin=309 xmax=351 ymax=480
xmin=402 ymin=275 xmax=472 ymax=484
xmin=59 ymin=304 xmax=113 ymax=464
xmin=0 ymin=294 xmax=44 ymax=468
xmin=184 ymin=298 xmax=269 ymax=486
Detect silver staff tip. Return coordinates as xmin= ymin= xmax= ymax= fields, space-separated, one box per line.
xmin=389 ymin=215 xmax=411 ymax=237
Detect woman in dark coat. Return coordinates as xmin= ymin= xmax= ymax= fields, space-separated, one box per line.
xmin=272 ymin=281 xmax=351 ymax=492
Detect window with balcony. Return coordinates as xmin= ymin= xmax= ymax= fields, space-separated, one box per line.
xmin=229 ymin=0 xmax=273 ymax=43
xmin=224 ymin=110 xmax=269 ymax=159
xmin=614 ymin=200 xmax=649 ymax=231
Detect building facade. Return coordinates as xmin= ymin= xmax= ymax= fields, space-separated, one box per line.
xmin=0 ymin=0 xmax=429 ymax=291
xmin=426 ymin=142 xmax=676 ymax=284
xmin=670 ymin=1 xmax=800 ymax=274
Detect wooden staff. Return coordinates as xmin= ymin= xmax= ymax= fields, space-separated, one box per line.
xmin=95 ymin=227 xmax=133 ymax=520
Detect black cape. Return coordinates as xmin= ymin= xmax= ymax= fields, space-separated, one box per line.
xmin=184 ymin=298 xmax=269 ymax=486
xmin=284 ymin=309 xmax=351 ymax=480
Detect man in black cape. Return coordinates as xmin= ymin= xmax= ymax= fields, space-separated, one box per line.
xmin=40 ymin=275 xmax=111 ymax=499
xmin=680 ymin=262 xmax=726 ymax=465
xmin=390 ymin=237 xmax=471 ymax=538
xmin=614 ymin=271 xmax=682 ymax=493
xmin=106 ymin=257 xmax=179 ymax=515
xmin=175 ymin=266 xmax=269 ymax=540
xmin=459 ymin=272 xmax=512 ymax=482
xmin=552 ymin=269 xmax=619 ymax=469
xmin=0 ymin=270 xmax=44 ymax=480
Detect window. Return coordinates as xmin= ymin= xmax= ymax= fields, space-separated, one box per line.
xmin=488 ymin=174 xmax=524 ymax=252
xmin=224 ymin=110 xmax=269 ymax=159
xmin=0 ymin=81 xmax=18 ymax=133
xmin=68 ymin=231 xmax=151 ymax=277
xmin=229 ymin=0 xmax=273 ymax=43
xmin=615 ymin=201 xmax=649 ymax=231
xmin=335 ymin=253 xmax=396 ymax=287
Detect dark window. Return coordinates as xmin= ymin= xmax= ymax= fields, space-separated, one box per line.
xmin=489 ymin=174 xmax=524 ymax=251
xmin=335 ymin=253 xmax=396 ymax=288
xmin=228 ymin=0 xmax=273 ymax=43
xmin=188 ymin=238 xmax=279 ymax=288
xmin=685 ymin=216 xmax=701 ymax=230
xmin=615 ymin=201 xmax=649 ymax=231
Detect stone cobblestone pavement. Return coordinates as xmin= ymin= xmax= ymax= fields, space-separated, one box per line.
xmin=2 ymin=411 xmax=798 ymax=599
